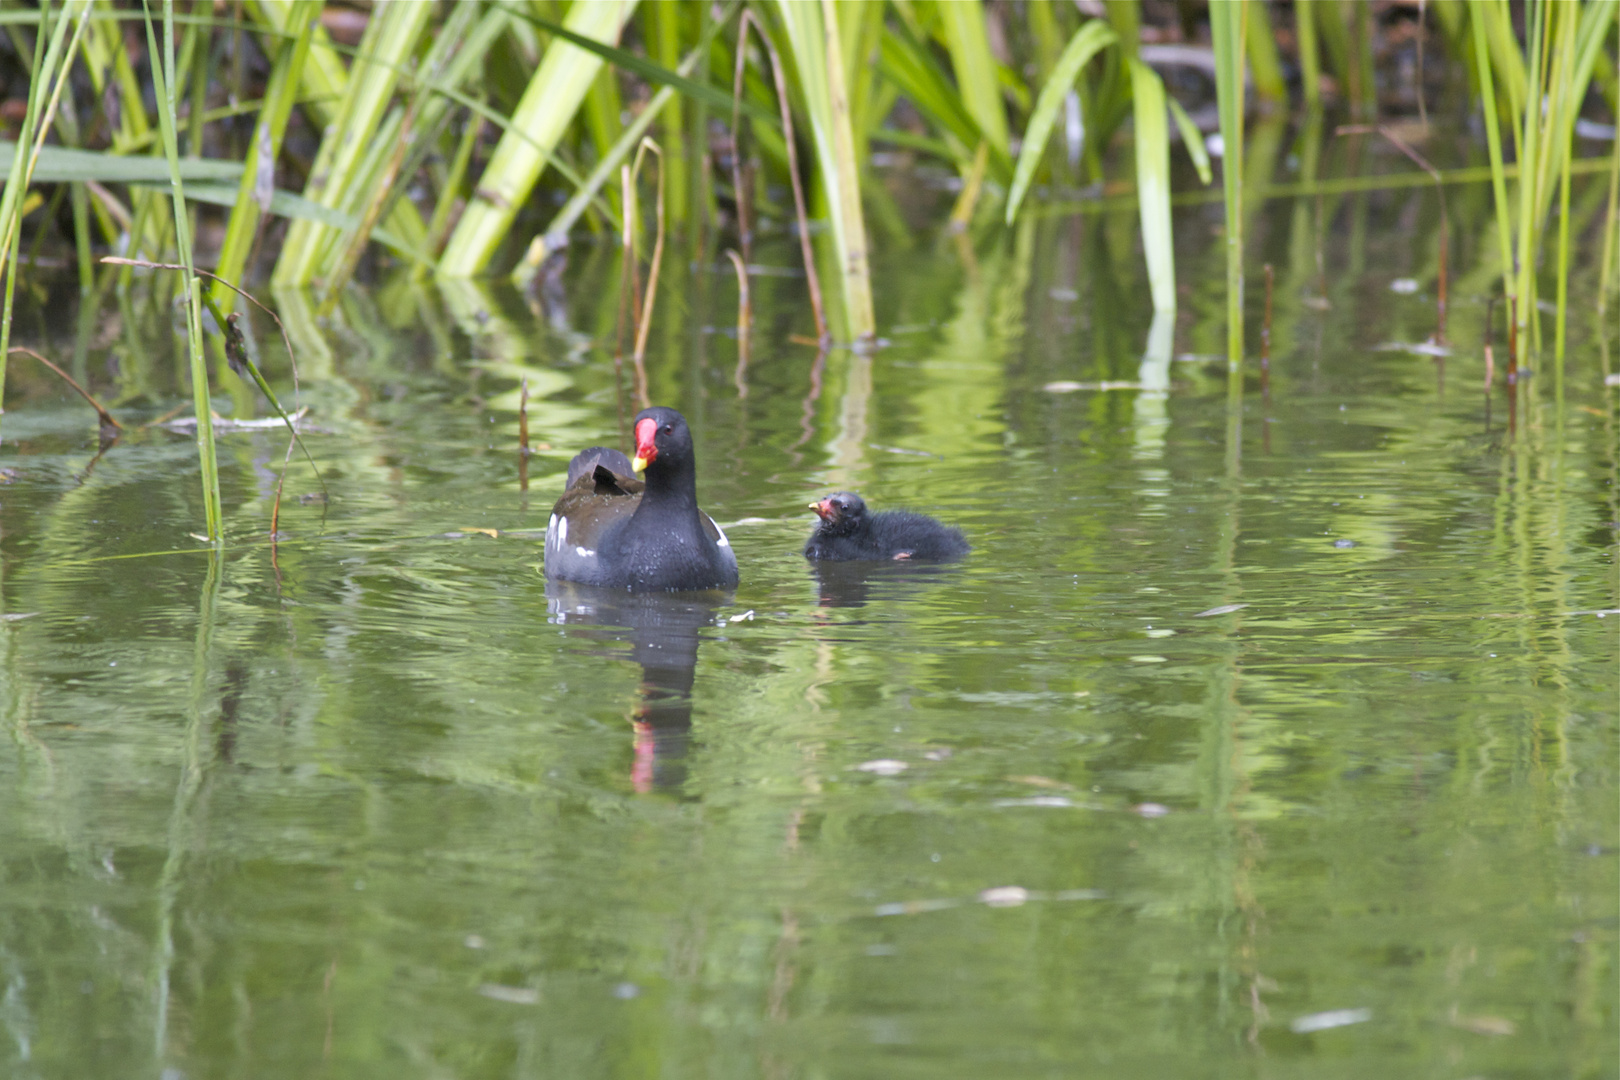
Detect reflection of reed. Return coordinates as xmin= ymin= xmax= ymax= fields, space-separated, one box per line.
xmin=787 ymin=348 xmax=828 ymax=465
xmin=826 ymin=350 xmax=872 ymax=490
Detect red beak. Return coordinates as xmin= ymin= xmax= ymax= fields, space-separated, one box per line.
xmin=633 ymin=417 xmax=658 ymax=471
xmin=812 ymin=498 xmax=834 ymax=520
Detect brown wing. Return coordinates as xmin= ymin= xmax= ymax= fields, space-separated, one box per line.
xmin=550 ymin=464 xmax=643 ymax=551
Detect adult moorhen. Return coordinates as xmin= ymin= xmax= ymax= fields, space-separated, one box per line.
xmin=803 ymin=492 xmax=970 ymax=561
xmin=545 ymin=406 xmax=738 ymax=591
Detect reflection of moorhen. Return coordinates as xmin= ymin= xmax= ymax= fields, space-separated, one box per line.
xmin=545 ymin=407 xmax=738 ymax=591
xmin=804 ymin=492 xmax=970 ymax=561
xmin=547 ymin=582 xmax=724 ymax=792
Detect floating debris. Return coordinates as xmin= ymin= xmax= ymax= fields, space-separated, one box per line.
xmin=875 ymin=897 xmax=961 ymax=917
xmin=874 ymin=887 xmax=1104 ymax=918
xmin=163 ymin=406 xmax=311 ymax=433
xmin=857 ymin=759 xmax=908 ymax=776
xmin=1193 ymin=603 xmax=1248 ymax=617
xmin=1131 ymin=803 xmax=1171 ymax=818
xmin=1044 ymin=380 xmax=1149 ymax=393
xmin=979 ymin=886 xmax=1030 ymax=907
xmin=0 ymin=612 xmax=39 ymax=622
xmin=479 ymin=984 xmax=539 ymax=1005
xmin=612 ymin=983 xmax=641 ymax=1000
xmin=994 ymin=796 xmax=1075 ymax=808
xmin=1291 ymin=1008 xmax=1372 ymax=1034
xmin=922 ymin=747 xmax=953 ymax=761
xmin=1372 ymin=340 xmax=1452 ymax=357
xmin=727 ymin=610 xmax=755 ymax=623
xmin=1129 ymin=655 xmax=1168 ymax=663
xmin=1333 ymin=539 xmax=1357 ymax=549
xmin=1389 ymin=277 xmax=1420 ymax=294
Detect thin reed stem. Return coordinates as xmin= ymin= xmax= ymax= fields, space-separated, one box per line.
xmin=726 ymin=248 xmax=750 ymax=398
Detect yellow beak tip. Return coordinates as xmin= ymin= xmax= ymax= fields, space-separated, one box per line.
xmin=632 ymin=456 xmax=649 ymax=473
xmin=807 ymin=501 xmax=819 ymax=510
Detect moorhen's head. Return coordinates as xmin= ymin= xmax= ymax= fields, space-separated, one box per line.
xmin=632 ymin=406 xmax=695 ymax=479
xmin=810 ymin=491 xmax=867 ymax=536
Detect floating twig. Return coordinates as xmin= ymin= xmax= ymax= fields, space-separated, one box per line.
xmin=6 ymin=346 xmax=122 ymax=438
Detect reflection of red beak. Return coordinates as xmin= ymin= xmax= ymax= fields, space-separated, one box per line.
xmin=632 ymin=418 xmax=658 ymax=472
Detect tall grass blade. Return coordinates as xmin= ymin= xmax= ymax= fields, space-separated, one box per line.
xmin=1006 ymin=20 xmax=1117 ymax=224
xmin=273 ymin=0 xmax=431 ymax=286
xmin=1512 ymin=0 xmax=1547 ymax=350
xmin=244 ymin=0 xmax=348 ymax=127
xmin=1470 ymin=0 xmax=1515 ymax=309
xmin=211 ymin=0 xmax=316 ymax=299
xmin=0 ymin=141 xmax=242 ymax=183
xmin=1244 ymin=0 xmax=1287 ymax=104
xmin=0 ymin=2 xmax=65 ymax=434
xmin=736 ymin=10 xmax=826 ymax=342
xmin=1297 ymin=0 xmax=1322 ymax=111
xmin=439 ymin=1 xmax=638 ymax=278
xmin=1601 ymin=123 xmax=1620 ymax=317
xmin=1167 ymin=97 xmax=1213 ymax=185
xmin=878 ymin=17 xmax=1006 ymax=176
xmin=820 ymin=0 xmax=877 ymax=342
xmin=144 ymin=0 xmax=220 ymax=540
xmin=1128 ymin=58 xmax=1175 ymax=313
xmin=935 ymin=0 xmax=1011 ymax=157
xmin=516 ymin=1 xmax=737 ymax=280
xmin=500 ymin=3 xmax=776 ymax=128
xmin=775 ymin=0 xmax=875 ymax=343
xmin=1211 ymin=0 xmax=1247 ymax=369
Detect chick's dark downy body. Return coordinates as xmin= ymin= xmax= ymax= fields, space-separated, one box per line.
xmin=803 ymin=492 xmax=969 ymax=561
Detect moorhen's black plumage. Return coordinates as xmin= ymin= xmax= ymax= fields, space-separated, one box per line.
xmin=545 ymin=407 xmax=738 ymax=591
xmin=803 ymin=492 xmax=970 ymax=562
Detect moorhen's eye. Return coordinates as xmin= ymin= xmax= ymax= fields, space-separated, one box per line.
xmin=661 ymin=424 xmax=672 ymax=434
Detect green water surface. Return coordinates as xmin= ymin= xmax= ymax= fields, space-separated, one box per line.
xmin=0 ymin=169 xmax=1615 ymax=1079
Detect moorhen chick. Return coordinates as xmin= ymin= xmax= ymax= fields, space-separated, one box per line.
xmin=545 ymin=407 xmax=738 ymax=591
xmin=803 ymin=492 xmax=970 ymax=562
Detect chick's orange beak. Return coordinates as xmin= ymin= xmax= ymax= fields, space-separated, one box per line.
xmin=632 ymin=417 xmax=658 ymax=472
xmin=810 ymin=498 xmax=833 ymax=520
